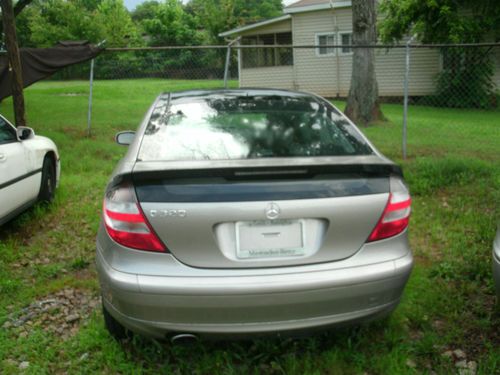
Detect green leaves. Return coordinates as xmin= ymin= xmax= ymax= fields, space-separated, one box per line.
xmin=141 ymin=0 xmax=202 ymax=46
xmin=17 ymin=0 xmax=141 ymax=48
xmin=15 ymin=0 xmax=284 ymax=48
xmin=379 ymin=0 xmax=500 ymax=43
xmin=188 ymin=0 xmax=283 ymax=44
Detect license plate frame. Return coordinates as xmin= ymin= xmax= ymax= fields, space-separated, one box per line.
xmin=235 ymin=219 xmax=306 ymax=259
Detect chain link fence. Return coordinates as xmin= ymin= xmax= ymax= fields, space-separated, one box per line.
xmin=48 ymin=43 xmax=499 ymax=161
xmin=401 ymin=44 xmax=499 ymax=162
xmin=53 ymin=47 xmax=235 ymax=81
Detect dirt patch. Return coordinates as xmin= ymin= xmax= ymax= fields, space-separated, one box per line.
xmin=461 ymin=293 xmax=500 ymax=358
xmin=3 ymin=287 xmax=99 ymax=340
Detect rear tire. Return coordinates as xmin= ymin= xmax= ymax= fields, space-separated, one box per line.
xmin=38 ymin=157 xmax=56 ymax=203
xmin=102 ymin=302 xmax=129 ymax=341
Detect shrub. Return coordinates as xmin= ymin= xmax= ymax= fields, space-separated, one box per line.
xmin=419 ymin=47 xmax=496 ymax=109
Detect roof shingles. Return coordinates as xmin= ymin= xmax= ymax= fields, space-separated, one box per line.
xmin=285 ymin=0 xmax=330 ymax=9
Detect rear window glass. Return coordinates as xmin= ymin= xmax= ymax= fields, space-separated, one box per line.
xmin=138 ymin=94 xmax=374 ymax=161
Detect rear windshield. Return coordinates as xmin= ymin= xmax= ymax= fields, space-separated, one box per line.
xmin=138 ymin=94 xmax=374 ymax=161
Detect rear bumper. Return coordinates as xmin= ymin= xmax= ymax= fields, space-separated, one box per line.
xmin=96 ymin=243 xmax=413 ymax=338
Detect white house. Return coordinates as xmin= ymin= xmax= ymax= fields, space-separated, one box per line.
xmin=220 ymin=0 xmax=500 ymax=98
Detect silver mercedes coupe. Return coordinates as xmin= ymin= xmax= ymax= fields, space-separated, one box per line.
xmin=96 ymin=89 xmax=413 ymax=341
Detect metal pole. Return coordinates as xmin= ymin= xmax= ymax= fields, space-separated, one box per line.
xmin=87 ymin=59 xmax=94 ymax=137
xmin=223 ymin=44 xmax=231 ymax=89
xmin=402 ymin=35 xmax=416 ymax=159
xmin=223 ymin=38 xmax=240 ymax=89
xmin=237 ymin=40 xmax=242 ymax=88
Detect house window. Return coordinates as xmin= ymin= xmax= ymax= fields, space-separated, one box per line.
xmin=259 ymin=34 xmax=276 ymax=67
xmin=340 ymin=33 xmax=352 ymax=54
xmin=276 ymin=32 xmax=293 ymax=66
xmin=241 ymin=32 xmax=293 ymax=68
xmin=316 ymin=33 xmax=336 ymax=56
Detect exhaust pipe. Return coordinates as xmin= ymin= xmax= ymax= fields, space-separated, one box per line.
xmin=170 ymin=333 xmax=199 ymax=345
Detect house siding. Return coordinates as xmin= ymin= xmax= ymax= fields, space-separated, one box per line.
xmin=375 ymin=43 xmax=441 ymax=96
xmin=239 ymin=66 xmax=295 ymax=89
xmin=292 ymin=9 xmax=345 ymax=96
xmin=235 ymin=7 xmax=499 ymax=97
xmin=238 ymin=19 xmax=294 ymax=88
xmin=239 ymin=19 xmax=291 ymax=37
xmin=290 ymin=8 xmax=442 ymax=97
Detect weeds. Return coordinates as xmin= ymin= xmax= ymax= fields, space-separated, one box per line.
xmin=0 ymin=80 xmax=498 ymax=374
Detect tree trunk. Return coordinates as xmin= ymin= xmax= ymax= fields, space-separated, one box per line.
xmin=0 ymin=0 xmax=33 ymax=34
xmin=344 ymin=0 xmax=383 ymax=126
xmin=1 ymin=0 xmax=27 ymax=127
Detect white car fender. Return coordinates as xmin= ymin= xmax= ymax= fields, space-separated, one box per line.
xmin=22 ymin=135 xmax=60 ymax=186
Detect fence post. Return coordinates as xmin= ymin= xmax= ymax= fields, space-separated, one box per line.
xmin=87 ymin=59 xmax=94 ymax=137
xmin=223 ymin=45 xmax=231 ymax=89
xmin=223 ymin=38 xmax=240 ymax=89
xmin=402 ymin=35 xmax=417 ymax=159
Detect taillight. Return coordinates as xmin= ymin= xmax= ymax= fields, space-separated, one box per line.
xmin=103 ymin=184 xmax=166 ymax=252
xmin=368 ymin=176 xmax=411 ymax=242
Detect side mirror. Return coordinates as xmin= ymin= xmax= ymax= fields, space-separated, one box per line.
xmin=17 ymin=126 xmax=35 ymax=140
xmin=115 ymin=131 xmax=135 ymax=146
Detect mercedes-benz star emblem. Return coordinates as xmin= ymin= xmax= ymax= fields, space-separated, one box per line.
xmin=265 ymin=202 xmax=281 ymax=220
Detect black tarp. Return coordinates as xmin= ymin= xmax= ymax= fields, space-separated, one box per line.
xmin=0 ymin=41 xmax=103 ymax=100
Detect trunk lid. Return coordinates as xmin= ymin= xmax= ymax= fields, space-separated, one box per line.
xmin=132 ymin=160 xmax=396 ymax=269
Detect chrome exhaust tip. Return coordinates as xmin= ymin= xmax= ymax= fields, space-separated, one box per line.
xmin=170 ymin=333 xmax=199 ymax=345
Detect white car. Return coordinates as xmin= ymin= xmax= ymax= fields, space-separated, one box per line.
xmin=0 ymin=115 xmax=60 ymax=225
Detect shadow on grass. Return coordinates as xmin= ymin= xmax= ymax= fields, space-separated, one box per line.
xmin=0 ymin=199 xmax=59 ymax=242
xmin=113 ymin=318 xmax=394 ymax=373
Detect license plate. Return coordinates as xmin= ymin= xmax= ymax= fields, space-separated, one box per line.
xmin=235 ymin=219 xmax=305 ymax=259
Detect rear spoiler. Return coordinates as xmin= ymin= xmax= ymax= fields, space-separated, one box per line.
xmin=131 ymin=163 xmax=402 ymax=181
xmin=107 ymin=162 xmax=402 ymax=189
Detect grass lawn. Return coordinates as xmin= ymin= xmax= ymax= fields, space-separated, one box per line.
xmin=0 ymin=79 xmax=499 ymax=374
